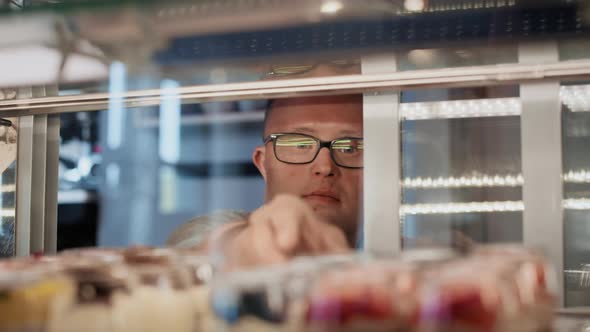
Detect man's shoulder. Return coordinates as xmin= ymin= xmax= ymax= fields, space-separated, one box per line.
xmin=166 ymin=209 xmax=250 ymax=248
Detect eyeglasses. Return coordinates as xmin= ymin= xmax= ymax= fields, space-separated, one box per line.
xmin=265 ymin=59 xmax=360 ymax=78
xmin=263 ymin=133 xmax=363 ymax=169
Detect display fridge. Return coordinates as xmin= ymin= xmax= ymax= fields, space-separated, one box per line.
xmin=0 ymin=0 xmax=590 ymax=317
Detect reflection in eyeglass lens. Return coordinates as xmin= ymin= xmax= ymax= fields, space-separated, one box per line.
xmin=276 ymin=135 xmax=317 ymax=149
xmin=332 ymin=139 xmax=363 ymax=168
xmin=332 ymin=139 xmax=363 ymax=154
xmin=273 ymin=134 xmax=364 ymax=167
xmin=275 ymin=135 xmax=318 ymax=163
xmin=266 ymin=59 xmax=361 ymax=78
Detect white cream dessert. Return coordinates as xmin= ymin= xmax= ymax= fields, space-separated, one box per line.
xmin=46 ymin=262 xmax=138 ymax=332
xmin=122 ymin=247 xmax=195 ymax=332
xmin=0 ymin=244 xmax=555 ymax=332
xmin=175 ymin=253 xmax=214 ymax=332
xmin=0 ymin=265 xmax=73 ymax=332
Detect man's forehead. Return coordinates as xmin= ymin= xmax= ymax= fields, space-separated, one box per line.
xmin=264 ymin=94 xmax=363 ymax=136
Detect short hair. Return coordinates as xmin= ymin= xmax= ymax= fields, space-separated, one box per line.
xmin=263 ymin=95 xmax=363 ymax=138
xmin=262 ymin=99 xmax=276 ymax=139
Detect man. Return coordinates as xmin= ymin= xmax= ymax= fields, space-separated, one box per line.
xmin=168 ymin=93 xmax=364 ymax=268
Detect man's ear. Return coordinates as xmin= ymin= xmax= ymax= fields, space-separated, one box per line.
xmin=252 ymin=146 xmax=267 ymax=181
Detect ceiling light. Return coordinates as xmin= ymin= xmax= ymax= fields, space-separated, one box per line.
xmin=320 ymin=1 xmax=343 ymax=14
xmin=404 ymin=0 xmax=425 ymax=12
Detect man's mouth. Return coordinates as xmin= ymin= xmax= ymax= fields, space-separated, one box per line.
xmin=302 ymin=191 xmax=340 ymax=204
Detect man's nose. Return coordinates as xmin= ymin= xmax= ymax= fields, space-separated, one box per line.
xmin=312 ymin=147 xmax=337 ymax=176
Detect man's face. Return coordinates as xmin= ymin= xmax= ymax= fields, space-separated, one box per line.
xmin=253 ymin=95 xmax=363 ymax=242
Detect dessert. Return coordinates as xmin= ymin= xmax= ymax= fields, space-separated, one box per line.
xmin=46 ymin=262 xmax=137 ymax=332
xmin=0 ymin=244 xmax=556 ymax=332
xmin=0 ymin=266 xmax=72 ymax=332
xmin=305 ymin=262 xmax=419 ymax=332
xmin=122 ymin=247 xmax=195 ymax=332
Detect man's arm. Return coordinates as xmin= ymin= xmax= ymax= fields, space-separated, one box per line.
xmin=166 ymin=210 xmax=250 ymax=249
xmin=200 ymin=194 xmax=352 ymax=270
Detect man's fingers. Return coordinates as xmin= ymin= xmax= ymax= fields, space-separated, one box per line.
xmin=269 ymin=210 xmax=303 ymax=255
xmin=249 ymin=219 xmax=288 ymax=266
xmin=241 ymin=194 xmax=353 ymax=267
xmin=250 ymin=201 xmax=304 ymax=258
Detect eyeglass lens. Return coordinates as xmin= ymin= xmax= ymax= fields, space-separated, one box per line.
xmin=273 ymin=134 xmax=363 ymax=167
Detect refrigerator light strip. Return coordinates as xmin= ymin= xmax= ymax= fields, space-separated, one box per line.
xmin=400 ymin=97 xmax=521 ymax=120
xmin=561 ymin=85 xmax=590 ymax=113
xmin=403 ymin=173 xmax=523 ymax=188
xmin=400 ymin=200 xmax=524 ymax=215
xmin=563 ymin=198 xmax=590 ymax=210
xmin=402 ymin=170 xmax=590 ymax=189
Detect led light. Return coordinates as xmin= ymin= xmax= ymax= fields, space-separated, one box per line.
xmin=420 ymin=0 xmax=519 ymax=11
xmin=400 ymin=201 xmax=524 ymax=216
xmin=402 ymin=170 xmax=590 ymax=189
xmin=320 ymin=0 xmax=343 ymax=14
xmin=404 ymin=0 xmax=425 ymax=12
xmin=0 ymin=209 xmax=15 ymax=218
xmin=564 ymin=170 xmax=590 ymax=183
xmin=560 ymin=85 xmax=590 ymax=112
xmin=1 ymin=184 xmax=15 ymax=192
xmin=402 ymin=174 xmax=524 ymax=188
xmin=563 ymin=198 xmax=590 ymax=210
xmin=400 ymin=97 xmax=521 ymax=120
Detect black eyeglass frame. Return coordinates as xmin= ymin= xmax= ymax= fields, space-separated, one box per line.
xmin=263 ymin=133 xmax=363 ymax=169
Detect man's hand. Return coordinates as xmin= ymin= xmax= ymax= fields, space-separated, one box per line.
xmin=209 ymin=194 xmax=351 ymax=269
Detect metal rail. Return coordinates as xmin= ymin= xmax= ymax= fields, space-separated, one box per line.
xmin=1 ymin=59 xmax=590 ymax=116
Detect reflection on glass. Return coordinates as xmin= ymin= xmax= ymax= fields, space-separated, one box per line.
xmin=560 ymin=39 xmax=590 ymax=61
xmin=107 ymin=61 xmax=127 ymax=150
xmin=98 ymin=102 xmax=265 ymax=247
xmin=0 ymin=118 xmax=17 ymax=257
xmin=398 ymin=45 xmax=518 ymax=71
xmin=159 ymin=79 xmax=181 ymax=164
xmin=401 ymin=87 xmax=522 ymax=249
xmin=562 ymin=83 xmax=590 ymax=307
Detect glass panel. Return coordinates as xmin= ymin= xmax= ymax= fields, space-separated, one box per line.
xmin=397 ymin=45 xmax=518 ymax=71
xmin=94 ymin=92 xmax=366 ymax=248
xmin=97 ymin=102 xmax=266 ymax=247
xmin=560 ymin=39 xmax=590 ymax=61
xmin=561 ymin=83 xmax=590 ymax=307
xmin=0 ymin=0 xmax=586 ymax=275
xmin=0 ymin=0 xmax=586 ymax=94
xmin=0 ymin=117 xmax=17 ymax=257
xmin=57 ymin=111 xmax=100 ymax=250
xmin=400 ymin=86 xmax=523 ymax=249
